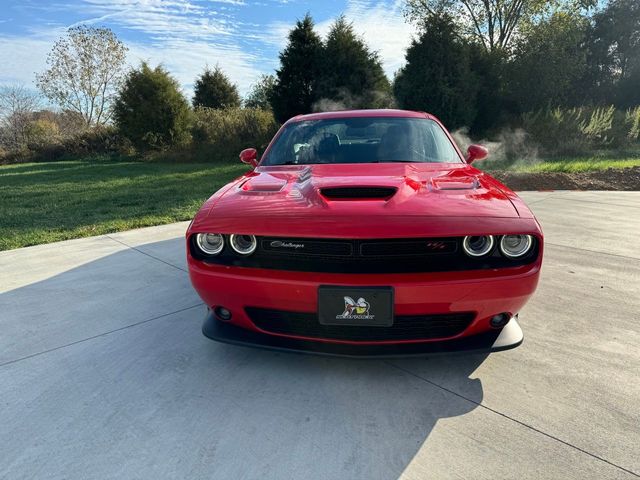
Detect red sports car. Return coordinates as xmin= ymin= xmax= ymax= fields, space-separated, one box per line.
xmin=187 ymin=109 xmax=543 ymax=356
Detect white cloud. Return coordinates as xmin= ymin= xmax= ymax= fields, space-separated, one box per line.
xmin=77 ymin=0 xmax=275 ymax=94
xmin=74 ymin=0 xmax=236 ymax=39
xmin=0 ymin=0 xmax=273 ymax=96
xmin=337 ymin=0 xmax=416 ymax=77
xmin=0 ymin=0 xmax=414 ymax=98
xmin=0 ymin=35 xmax=53 ymax=87
xmin=127 ymin=39 xmax=260 ymax=98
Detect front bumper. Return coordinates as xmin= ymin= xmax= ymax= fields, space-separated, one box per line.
xmin=203 ymin=310 xmax=524 ymax=357
xmin=189 ymin=258 xmax=540 ymax=344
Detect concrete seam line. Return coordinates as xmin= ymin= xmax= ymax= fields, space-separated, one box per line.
xmin=384 ymin=361 xmax=640 ymax=478
xmin=545 ymin=191 xmax=581 ymax=200
xmin=543 ymin=196 xmax=640 ymax=210
xmin=521 ymin=192 xmax=570 ymax=203
xmin=0 ymin=303 xmax=203 ymax=369
xmin=545 ymin=242 xmax=640 ymax=262
xmin=518 ymin=191 xmax=576 ymax=206
xmin=105 ymin=235 xmax=188 ymax=272
xmin=519 ymin=196 xmax=556 ymax=206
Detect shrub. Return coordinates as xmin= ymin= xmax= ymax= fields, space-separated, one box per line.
xmin=581 ymin=105 xmax=615 ymax=145
xmin=113 ymin=62 xmax=191 ymax=150
xmin=61 ymin=126 xmax=134 ymax=157
xmin=0 ymin=125 xmax=133 ymax=164
xmin=522 ymin=105 xmax=640 ymax=156
xmin=0 ymin=147 xmax=33 ymax=164
xmin=244 ymin=74 xmax=276 ymax=110
xmin=20 ymin=119 xmax=63 ymax=161
xmin=626 ymin=107 xmax=640 ymax=141
xmin=190 ymin=107 xmax=279 ymax=162
xmin=522 ymin=108 xmax=585 ymax=156
xmin=193 ymin=66 xmax=241 ymax=109
xmin=25 ymin=119 xmax=60 ymax=149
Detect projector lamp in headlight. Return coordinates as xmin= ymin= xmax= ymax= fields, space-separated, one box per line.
xmin=462 ymin=235 xmax=495 ymax=257
xmin=230 ymin=234 xmax=257 ymax=256
xmin=500 ymin=235 xmax=533 ymax=258
xmin=196 ymin=233 xmax=224 ymax=255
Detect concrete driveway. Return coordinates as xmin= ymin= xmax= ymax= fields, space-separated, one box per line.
xmin=1 ymin=191 xmax=638 ymax=479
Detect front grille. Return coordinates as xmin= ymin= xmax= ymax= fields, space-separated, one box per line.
xmin=190 ymin=236 xmax=539 ymax=273
xmin=320 ymin=187 xmax=397 ymax=200
xmin=246 ymin=307 xmax=475 ymax=342
xmin=360 ymin=239 xmax=457 ymax=256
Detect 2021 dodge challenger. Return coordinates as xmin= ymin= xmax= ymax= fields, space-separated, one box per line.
xmin=187 ymin=109 xmax=543 ymax=356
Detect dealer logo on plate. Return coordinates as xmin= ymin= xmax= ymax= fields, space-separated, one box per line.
xmin=337 ymin=296 xmax=374 ymax=321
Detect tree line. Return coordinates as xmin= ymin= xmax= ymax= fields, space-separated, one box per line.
xmin=270 ymin=1 xmax=640 ymax=134
xmin=1 ymin=0 xmax=639 ymax=162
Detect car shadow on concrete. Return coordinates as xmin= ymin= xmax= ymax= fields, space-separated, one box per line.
xmin=0 ymin=238 xmax=487 ymax=479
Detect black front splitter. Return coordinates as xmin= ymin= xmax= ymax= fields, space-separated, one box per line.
xmin=202 ymin=311 xmax=523 ymax=358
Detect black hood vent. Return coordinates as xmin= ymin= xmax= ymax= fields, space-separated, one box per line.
xmin=320 ymin=186 xmax=397 ymax=200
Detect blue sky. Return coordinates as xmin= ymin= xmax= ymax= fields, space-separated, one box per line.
xmin=0 ymin=0 xmax=415 ymax=97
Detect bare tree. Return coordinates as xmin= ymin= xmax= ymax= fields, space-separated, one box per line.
xmin=36 ymin=26 xmax=128 ymax=127
xmin=404 ymin=0 xmax=571 ymax=52
xmin=0 ymin=85 xmax=42 ymax=149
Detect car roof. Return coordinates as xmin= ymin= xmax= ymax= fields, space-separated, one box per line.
xmin=287 ymin=109 xmax=436 ymax=123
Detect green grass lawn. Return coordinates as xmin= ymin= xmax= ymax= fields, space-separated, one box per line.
xmin=508 ymin=157 xmax=640 ymax=173
xmin=0 ymin=159 xmax=247 ymax=251
xmin=486 ymin=156 xmax=640 ymax=173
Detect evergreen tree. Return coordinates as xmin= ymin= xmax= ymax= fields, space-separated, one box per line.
xmin=316 ymin=16 xmax=392 ymax=109
xmin=270 ymin=14 xmax=323 ymax=122
xmin=585 ymin=0 xmax=640 ymax=107
xmin=113 ymin=62 xmax=191 ymax=149
xmin=468 ymin=46 xmax=507 ymax=134
xmin=244 ymin=74 xmax=276 ymax=110
xmin=193 ymin=66 xmax=241 ymax=109
xmin=393 ymin=14 xmax=478 ymax=129
xmin=507 ymin=13 xmax=589 ymax=112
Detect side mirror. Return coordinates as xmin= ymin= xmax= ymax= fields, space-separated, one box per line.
xmin=466 ymin=144 xmax=489 ymax=164
xmin=239 ymin=148 xmax=258 ymax=168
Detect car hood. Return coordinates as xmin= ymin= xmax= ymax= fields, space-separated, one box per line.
xmin=210 ymin=163 xmax=517 ymax=216
xmin=192 ymin=163 xmax=533 ymax=238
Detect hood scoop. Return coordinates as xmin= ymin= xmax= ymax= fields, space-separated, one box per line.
xmin=431 ymin=176 xmax=479 ymax=191
xmin=240 ymin=175 xmax=287 ymax=193
xmin=320 ymin=186 xmax=397 ymax=200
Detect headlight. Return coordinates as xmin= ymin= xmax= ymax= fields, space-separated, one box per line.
xmin=500 ymin=234 xmax=533 ymax=258
xmin=462 ymin=235 xmax=495 ymax=257
xmin=230 ymin=234 xmax=257 ymax=255
xmin=196 ymin=233 xmax=224 ymax=255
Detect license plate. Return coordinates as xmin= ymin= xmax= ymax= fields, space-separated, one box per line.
xmin=318 ymin=286 xmax=394 ymax=327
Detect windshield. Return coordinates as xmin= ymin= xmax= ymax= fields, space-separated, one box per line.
xmin=261 ymin=117 xmax=462 ymax=166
